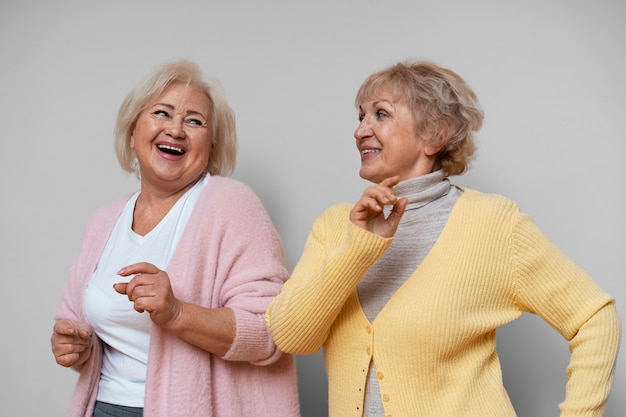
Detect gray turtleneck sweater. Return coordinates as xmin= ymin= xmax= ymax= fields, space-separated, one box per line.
xmin=357 ymin=170 xmax=461 ymax=416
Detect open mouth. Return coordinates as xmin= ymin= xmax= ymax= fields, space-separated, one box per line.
xmin=157 ymin=144 xmax=185 ymax=156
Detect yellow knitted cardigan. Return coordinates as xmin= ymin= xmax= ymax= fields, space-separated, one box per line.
xmin=267 ymin=189 xmax=620 ymax=417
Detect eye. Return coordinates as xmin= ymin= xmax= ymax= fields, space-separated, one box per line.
xmin=185 ymin=117 xmax=206 ymax=127
xmin=376 ymin=110 xmax=388 ymax=119
xmin=153 ymin=109 xmax=170 ymax=117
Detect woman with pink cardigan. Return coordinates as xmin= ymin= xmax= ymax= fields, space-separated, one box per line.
xmin=51 ymin=59 xmax=300 ymax=417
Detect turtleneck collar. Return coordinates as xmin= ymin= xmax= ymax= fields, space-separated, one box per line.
xmin=389 ymin=170 xmax=451 ymax=212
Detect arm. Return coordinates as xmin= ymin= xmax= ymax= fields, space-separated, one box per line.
xmin=114 ymin=266 xmax=235 ymax=357
xmin=561 ymin=302 xmax=621 ymax=417
xmin=116 ymin=180 xmax=289 ymax=364
xmin=267 ymin=178 xmax=406 ymax=354
xmin=266 ymin=204 xmax=392 ymax=354
xmin=511 ymin=212 xmax=621 ymax=416
xmin=52 ymin=199 xmax=126 ymax=371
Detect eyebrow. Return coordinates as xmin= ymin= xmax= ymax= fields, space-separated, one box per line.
xmin=373 ymin=99 xmax=393 ymax=107
xmin=153 ymin=103 xmax=207 ymax=118
xmin=359 ymin=98 xmax=394 ymax=111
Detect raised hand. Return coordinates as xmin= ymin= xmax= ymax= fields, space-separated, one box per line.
xmin=114 ymin=262 xmax=181 ymax=328
xmin=349 ymin=176 xmax=408 ymax=238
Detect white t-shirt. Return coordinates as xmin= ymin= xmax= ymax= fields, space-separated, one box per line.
xmin=85 ymin=174 xmax=209 ymax=407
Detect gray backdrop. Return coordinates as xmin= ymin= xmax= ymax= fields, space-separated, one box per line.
xmin=1 ymin=1 xmax=624 ymax=416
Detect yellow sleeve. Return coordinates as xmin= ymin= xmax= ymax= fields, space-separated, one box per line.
xmin=511 ymin=212 xmax=621 ymax=416
xmin=266 ymin=204 xmax=391 ymax=354
xmin=560 ymin=302 xmax=621 ymax=417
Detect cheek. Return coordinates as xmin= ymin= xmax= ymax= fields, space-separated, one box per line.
xmin=129 ymin=120 xmax=145 ymax=150
xmin=200 ymin=134 xmax=214 ymax=155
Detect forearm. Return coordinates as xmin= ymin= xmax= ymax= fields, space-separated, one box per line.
xmin=267 ymin=264 xmax=358 ymax=354
xmin=267 ymin=218 xmax=391 ymax=354
xmin=560 ymin=302 xmax=621 ymax=417
xmin=163 ymin=303 xmax=236 ymax=357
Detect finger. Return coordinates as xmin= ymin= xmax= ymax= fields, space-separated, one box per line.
xmin=117 ymin=273 xmax=150 ymax=300
xmin=55 ymin=339 xmax=91 ymax=366
xmin=56 ymin=352 xmax=80 ymax=367
xmin=386 ymin=197 xmax=408 ymax=228
xmin=133 ymin=302 xmax=146 ymax=314
xmin=118 ymin=262 xmax=160 ymax=277
xmin=113 ymin=282 xmax=129 ymax=295
xmin=53 ymin=320 xmax=76 ymax=336
xmin=367 ymin=183 xmax=400 ymax=207
xmin=54 ymin=320 xmax=91 ymax=340
xmin=357 ymin=191 xmax=391 ymax=213
xmin=379 ymin=175 xmax=402 ymax=188
xmin=362 ymin=195 xmax=386 ymax=212
xmin=119 ymin=280 xmax=152 ymax=313
xmin=76 ymin=325 xmax=93 ymax=341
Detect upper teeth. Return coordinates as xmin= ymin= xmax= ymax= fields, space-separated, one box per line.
xmin=362 ymin=149 xmax=378 ymax=154
xmin=158 ymin=144 xmax=183 ymax=153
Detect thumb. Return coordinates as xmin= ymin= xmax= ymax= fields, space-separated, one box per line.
xmin=113 ymin=282 xmax=129 ymax=295
xmin=76 ymin=325 xmax=93 ymax=341
xmin=386 ymin=197 xmax=408 ymax=229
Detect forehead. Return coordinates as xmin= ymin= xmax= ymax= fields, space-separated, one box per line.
xmin=153 ymin=81 xmax=212 ymax=112
xmin=356 ymin=83 xmax=406 ymax=109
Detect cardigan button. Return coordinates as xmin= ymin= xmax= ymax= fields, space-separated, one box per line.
xmin=377 ymin=371 xmax=384 ymax=380
xmin=382 ymin=394 xmax=390 ymax=402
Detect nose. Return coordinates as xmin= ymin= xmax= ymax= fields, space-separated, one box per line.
xmin=165 ymin=115 xmax=185 ymax=139
xmin=354 ymin=119 xmax=372 ymax=141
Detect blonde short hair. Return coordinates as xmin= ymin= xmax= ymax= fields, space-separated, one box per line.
xmin=115 ymin=59 xmax=237 ymax=176
xmin=355 ymin=60 xmax=484 ymax=176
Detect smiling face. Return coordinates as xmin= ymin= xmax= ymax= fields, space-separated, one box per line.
xmin=355 ymin=88 xmax=439 ymax=184
xmin=131 ymin=81 xmax=213 ymax=194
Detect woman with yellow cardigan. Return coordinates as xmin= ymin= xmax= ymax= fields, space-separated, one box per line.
xmin=266 ymin=60 xmax=620 ymax=417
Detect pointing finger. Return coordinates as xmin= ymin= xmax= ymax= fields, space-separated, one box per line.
xmin=118 ymin=262 xmax=160 ymax=277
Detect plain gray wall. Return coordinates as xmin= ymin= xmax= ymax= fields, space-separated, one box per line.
xmin=1 ymin=1 xmax=623 ymax=416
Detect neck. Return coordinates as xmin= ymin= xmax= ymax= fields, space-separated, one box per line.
xmin=132 ymin=174 xmax=204 ymax=235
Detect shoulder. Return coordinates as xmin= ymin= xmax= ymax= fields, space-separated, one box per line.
xmin=205 ymin=175 xmax=250 ymax=192
xmin=457 ymin=187 xmax=521 ymax=215
xmin=85 ymin=195 xmax=132 ymax=227
xmin=452 ymin=187 xmax=526 ymax=235
xmin=303 ymin=202 xmax=355 ymax=238
xmin=315 ymin=202 xmax=353 ymax=223
xmin=196 ymin=176 xmax=272 ymax=227
xmin=202 ymin=176 xmax=261 ymax=205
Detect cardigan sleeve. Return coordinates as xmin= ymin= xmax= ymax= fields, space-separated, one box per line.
xmin=561 ymin=302 xmax=621 ymax=417
xmin=511 ymin=211 xmax=621 ymax=417
xmin=204 ymin=179 xmax=292 ymax=365
xmin=53 ymin=201 xmax=126 ymax=417
xmin=266 ymin=203 xmax=392 ymax=354
xmin=54 ymin=201 xmax=124 ymax=369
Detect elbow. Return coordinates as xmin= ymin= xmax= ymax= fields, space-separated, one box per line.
xmin=267 ymin=323 xmax=325 ymax=356
xmin=266 ymin=304 xmax=327 ymax=355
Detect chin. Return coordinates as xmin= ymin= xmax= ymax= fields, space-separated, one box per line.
xmin=359 ymin=171 xmax=380 ymax=184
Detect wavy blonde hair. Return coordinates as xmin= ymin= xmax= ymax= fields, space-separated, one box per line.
xmin=355 ymin=60 xmax=484 ymax=176
xmin=114 ymin=59 xmax=237 ymax=176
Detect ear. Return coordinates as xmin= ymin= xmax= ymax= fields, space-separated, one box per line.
xmin=424 ymin=122 xmax=449 ymax=156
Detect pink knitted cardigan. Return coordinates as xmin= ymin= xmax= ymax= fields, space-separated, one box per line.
xmin=55 ymin=176 xmax=300 ymax=417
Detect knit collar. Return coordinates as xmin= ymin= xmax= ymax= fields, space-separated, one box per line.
xmin=389 ymin=170 xmax=451 ymax=212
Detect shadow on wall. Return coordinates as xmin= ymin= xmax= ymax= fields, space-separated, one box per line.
xmin=296 ymin=351 xmax=328 ymax=417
